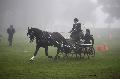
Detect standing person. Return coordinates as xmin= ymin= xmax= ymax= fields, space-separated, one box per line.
xmin=7 ymin=25 xmax=15 ymax=46
xmin=0 ymin=25 xmax=2 ymax=42
xmin=70 ymin=18 xmax=82 ymax=42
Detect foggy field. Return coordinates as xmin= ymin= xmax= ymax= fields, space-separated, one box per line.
xmin=0 ymin=0 xmax=120 ymax=78
xmin=0 ymin=36 xmax=120 ymax=79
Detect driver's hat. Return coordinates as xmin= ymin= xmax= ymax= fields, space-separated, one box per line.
xmin=86 ymin=29 xmax=90 ymax=33
xmin=74 ymin=18 xmax=79 ymax=22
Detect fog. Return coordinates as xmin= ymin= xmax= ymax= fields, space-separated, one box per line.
xmin=98 ymin=0 xmax=120 ymax=23
xmin=0 ymin=0 xmax=120 ymax=34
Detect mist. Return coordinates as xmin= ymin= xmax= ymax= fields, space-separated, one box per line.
xmin=0 ymin=0 xmax=97 ymax=32
xmin=0 ymin=0 xmax=120 ymax=36
xmin=98 ymin=0 xmax=120 ymax=23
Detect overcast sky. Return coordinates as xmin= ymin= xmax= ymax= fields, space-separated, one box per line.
xmin=0 ymin=0 xmax=120 ymax=32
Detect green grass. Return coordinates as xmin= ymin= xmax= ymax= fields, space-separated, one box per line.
xmin=0 ymin=36 xmax=120 ymax=79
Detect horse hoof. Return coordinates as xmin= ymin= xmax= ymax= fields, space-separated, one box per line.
xmin=48 ymin=56 xmax=53 ymax=59
xmin=81 ymin=57 xmax=84 ymax=59
xmin=29 ymin=59 xmax=34 ymax=62
xmin=58 ymin=56 xmax=60 ymax=59
xmin=54 ymin=56 xmax=57 ymax=60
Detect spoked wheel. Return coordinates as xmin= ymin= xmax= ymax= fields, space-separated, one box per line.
xmin=89 ymin=46 xmax=95 ymax=57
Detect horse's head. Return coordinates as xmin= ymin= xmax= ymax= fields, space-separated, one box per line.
xmin=27 ymin=27 xmax=35 ymax=42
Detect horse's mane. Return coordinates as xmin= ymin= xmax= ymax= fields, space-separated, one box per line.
xmin=31 ymin=28 xmax=42 ymax=33
xmin=31 ymin=28 xmax=52 ymax=34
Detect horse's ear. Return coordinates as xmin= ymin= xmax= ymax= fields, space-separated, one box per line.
xmin=31 ymin=27 xmax=32 ymax=29
xmin=28 ymin=27 xmax=29 ymax=30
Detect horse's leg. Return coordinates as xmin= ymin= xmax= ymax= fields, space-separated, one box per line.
xmin=54 ymin=48 xmax=60 ymax=60
xmin=83 ymin=48 xmax=86 ymax=59
xmin=72 ymin=53 xmax=74 ymax=57
xmin=45 ymin=46 xmax=48 ymax=56
xmin=45 ymin=46 xmax=52 ymax=58
xmin=65 ymin=53 xmax=68 ymax=58
xmin=30 ymin=45 xmax=40 ymax=61
xmin=63 ymin=53 xmax=69 ymax=60
xmin=74 ymin=52 xmax=78 ymax=60
xmin=77 ymin=51 xmax=81 ymax=59
xmin=79 ymin=53 xmax=82 ymax=59
xmin=87 ymin=52 xmax=90 ymax=59
xmin=75 ymin=52 xmax=77 ymax=58
xmin=86 ymin=48 xmax=90 ymax=59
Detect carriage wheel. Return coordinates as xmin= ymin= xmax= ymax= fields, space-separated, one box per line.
xmin=89 ymin=47 xmax=95 ymax=57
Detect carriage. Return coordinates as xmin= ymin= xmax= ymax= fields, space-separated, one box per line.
xmin=27 ymin=27 xmax=95 ymax=61
xmin=57 ymin=34 xmax=95 ymax=59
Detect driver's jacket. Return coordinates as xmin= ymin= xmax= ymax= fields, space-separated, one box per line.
xmin=70 ymin=23 xmax=82 ymax=42
xmin=71 ymin=23 xmax=81 ymax=34
xmin=83 ymin=34 xmax=94 ymax=45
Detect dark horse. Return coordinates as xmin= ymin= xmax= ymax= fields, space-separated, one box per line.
xmin=27 ymin=27 xmax=71 ymax=61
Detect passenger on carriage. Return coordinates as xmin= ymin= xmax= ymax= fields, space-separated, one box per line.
xmin=83 ymin=29 xmax=94 ymax=45
xmin=70 ymin=18 xmax=82 ymax=42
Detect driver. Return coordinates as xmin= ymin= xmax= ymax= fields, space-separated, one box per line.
xmin=70 ymin=18 xmax=82 ymax=42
